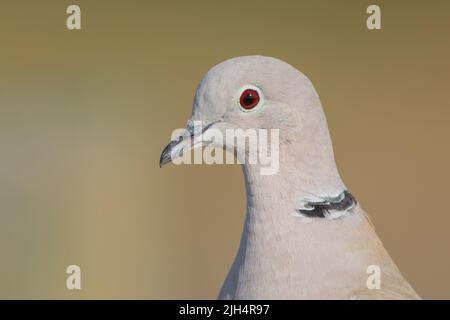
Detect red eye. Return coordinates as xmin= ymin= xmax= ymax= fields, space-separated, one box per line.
xmin=239 ymin=89 xmax=260 ymax=110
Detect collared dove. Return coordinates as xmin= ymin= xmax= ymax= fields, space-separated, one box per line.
xmin=160 ymin=56 xmax=420 ymax=299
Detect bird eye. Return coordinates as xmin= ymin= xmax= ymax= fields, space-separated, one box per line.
xmin=239 ymin=88 xmax=261 ymax=111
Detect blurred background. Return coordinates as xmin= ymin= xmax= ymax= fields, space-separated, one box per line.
xmin=0 ymin=0 xmax=449 ymax=299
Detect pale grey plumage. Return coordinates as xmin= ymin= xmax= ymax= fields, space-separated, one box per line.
xmin=160 ymin=56 xmax=420 ymax=299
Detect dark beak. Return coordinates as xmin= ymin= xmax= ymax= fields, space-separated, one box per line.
xmin=159 ymin=119 xmax=221 ymax=168
xmin=159 ymin=135 xmax=184 ymax=167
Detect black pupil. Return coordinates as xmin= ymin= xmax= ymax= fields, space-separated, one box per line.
xmin=243 ymin=93 xmax=255 ymax=106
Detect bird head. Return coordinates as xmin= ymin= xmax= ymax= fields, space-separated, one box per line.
xmin=159 ymin=55 xmax=329 ymax=170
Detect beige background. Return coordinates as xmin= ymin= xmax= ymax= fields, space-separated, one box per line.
xmin=0 ymin=0 xmax=449 ymax=299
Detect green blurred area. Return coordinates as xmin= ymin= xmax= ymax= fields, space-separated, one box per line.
xmin=0 ymin=0 xmax=449 ymax=298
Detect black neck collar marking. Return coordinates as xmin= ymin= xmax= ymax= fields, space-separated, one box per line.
xmin=296 ymin=191 xmax=356 ymax=218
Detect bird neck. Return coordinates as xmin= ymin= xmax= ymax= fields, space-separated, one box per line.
xmin=225 ymin=159 xmax=372 ymax=299
xmin=241 ymin=124 xmax=346 ymax=218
